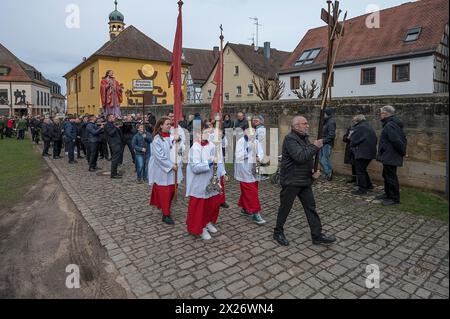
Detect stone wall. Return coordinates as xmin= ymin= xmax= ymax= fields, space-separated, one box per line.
xmin=125 ymin=93 xmax=449 ymax=193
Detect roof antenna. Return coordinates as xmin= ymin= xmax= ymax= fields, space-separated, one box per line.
xmin=249 ymin=17 xmax=262 ymax=51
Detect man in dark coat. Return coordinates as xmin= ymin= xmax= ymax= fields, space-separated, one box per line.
xmin=319 ymin=107 xmax=336 ymax=181
xmin=80 ymin=116 xmax=90 ymax=163
xmin=234 ymin=112 xmax=247 ymax=130
xmin=121 ymin=115 xmax=137 ymax=164
xmin=350 ymin=115 xmax=378 ymax=195
xmin=86 ymin=115 xmax=104 ymax=172
xmin=342 ymin=118 xmax=357 ymax=183
xmin=376 ymin=105 xmax=407 ymax=206
xmin=104 ymin=114 xmax=124 ymax=179
xmin=51 ymin=118 xmax=64 ymax=159
xmin=273 ymin=116 xmax=336 ymax=247
xmin=41 ymin=118 xmax=53 ymax=156
xmin=64 ymin=117 xmax=78 ymax=164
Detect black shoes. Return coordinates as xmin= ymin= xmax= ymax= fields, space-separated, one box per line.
xmin=69 ymin=161 xmax=78 ymax=164
xmin=374 ymin=193 xmax=388 ymax=200
xmin=352 ymin=189 xmax=368 ymax=196
xmin=111 ymin=175 xmax=122 ymax=179
xmin=220 ymin=202 xmax=229 ymax=209
xmin=78 ymin=156 xmax=84 ymax=159
xmin=273 ymin=232 xmax=289 ymax=246
xmin=163 ymin=215 xmax=175 ymax=225
xmin=312 ymin=234 xmax=337 ymax=246
xmin=325 ymin=170 xmax=333 ymax=181
xmin=382 ymin=199 xmax=400 ymax=206
xmin=89 ymin=168 xmax=96 ymax=172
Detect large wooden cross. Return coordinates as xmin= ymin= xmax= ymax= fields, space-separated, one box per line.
xmin=314 ymin=0 xmax=347 ymax=174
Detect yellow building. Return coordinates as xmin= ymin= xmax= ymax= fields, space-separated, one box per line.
xmin=64 ymin=1 xmax=188 ymax=115
xmin=202 ymin=43 xmax=290 ymax=103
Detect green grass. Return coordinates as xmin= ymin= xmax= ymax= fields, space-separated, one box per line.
xmin=0 ymin=138 xmax=46 ymax=210
xmin=396 ymin=188 xmax=449 ymax=222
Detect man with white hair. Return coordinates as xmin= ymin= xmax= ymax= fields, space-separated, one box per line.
xmin=376 ymin=105 xmax=407 ymax=206
xmin=273 ymin=115 xmax=336 ymax=246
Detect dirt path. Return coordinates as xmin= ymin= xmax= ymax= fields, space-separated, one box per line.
xmin=0 ymin=170 xmax=134 ymax=299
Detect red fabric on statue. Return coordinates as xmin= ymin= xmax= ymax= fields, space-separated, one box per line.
xmin=150 ymin=184 xmax=175 ymax=216
xmin=238 ymin=182 xmax=261 ymax=214
xmin=187 ymin=197 xmax=209 ymax=236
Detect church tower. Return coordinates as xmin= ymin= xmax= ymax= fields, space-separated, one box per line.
xmin=109 ymin=0 xmax=125 ymax=40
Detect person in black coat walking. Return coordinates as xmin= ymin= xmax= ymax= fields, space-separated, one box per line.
xmin=64 ymin=117 xmax=78 ymax=164
xmin=80 ymin=116 xmax=90 ymax=162
xmin=273 ymin=116 xmax=336 ymax=247
xmin=104 ymin=114 xmax=124 ymax=178
xmin=52 ymin=118 xmax=64 ymax=159
xmin=376 ymin=106 xmax=407 ymax=206
xmin=121 ymin=115 xmax=137 ymax=165
xmin=350 ymin=115 xmax=378 ymax=195
xmin=343 ymin=118 xmax=357 ymax=183
xmin=86 ymin=115 xmax=104 ymax=172
xmin=41 ymin=118 xmax=53 ymax=156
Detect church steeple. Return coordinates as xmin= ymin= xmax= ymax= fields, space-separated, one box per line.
xmin=109 ymin=0 xmax=125 ymax=40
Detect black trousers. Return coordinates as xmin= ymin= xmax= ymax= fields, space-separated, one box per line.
xmin=53 ymin=141 xmax=62 ymax=158
xmin=42 ymin=140 xmax=51 ymax=155
xmin=67 ymin=140 xmax=75 ymax=162
xmin=17 ymin=129 xmax=25 ymax=140
xmin=354 ymin=159 xmax=373 ymax=191
xmin=122 ymin=138 xmax=135 ymax=164
xmin=110 ymin=146 xmax=122 ymax=176
xmin=0 ymin=128 xmax=4 ymax=139
xmin=383 ymin=165 xmax=400 ymax=202
xmin=82 ymin=140 xmax=90 ymax=162
xmin=99 ymin=140 xmax=109 ymax=159
xmin=275 ymin=185 xmax=322 ymax=239
xmin=75 ymin=138 xmax=84 ymax=157
xmin=88 ymin=142 xmax=100 ymax=170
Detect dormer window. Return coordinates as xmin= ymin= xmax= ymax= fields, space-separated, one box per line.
xmin=405 ymin=27 xmax=421 ymax=42
xmin=0 ymin=66 xmax=10 ymax=76
xmin=295 ymin=48 xmax=321 ymax=66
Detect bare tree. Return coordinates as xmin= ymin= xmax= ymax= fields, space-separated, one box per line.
xmin=293 ymin=79 xmax=321 ymax=99
xmin=252 ymin=76 xmax=285 ymax=100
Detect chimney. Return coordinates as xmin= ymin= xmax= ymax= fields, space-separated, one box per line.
xmin=264 ymin=42 xmax=271 ymax=59
xmin=213 ymin=46 xmax=219 ymax=58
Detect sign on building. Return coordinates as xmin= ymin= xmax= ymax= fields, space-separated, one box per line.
xmin=132 ymin=80 xmax=154 ymax=92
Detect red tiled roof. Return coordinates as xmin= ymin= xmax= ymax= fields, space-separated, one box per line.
xmin=65 ymin=25 xmax=191 ymax=78
xmin=280 ymin=0 xmax=449 ymax=74
xmin=0 ymin=42 xmax=51 ymax=87
xmin=183 ymin=48 xmax=218 ymax=84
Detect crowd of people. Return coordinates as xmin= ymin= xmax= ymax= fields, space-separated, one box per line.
xmin=0 ymin=105 xmax=407 ymax=245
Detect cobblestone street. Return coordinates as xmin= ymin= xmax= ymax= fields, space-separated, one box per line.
xmin=43 ymin=152 xmax=449 ymax=299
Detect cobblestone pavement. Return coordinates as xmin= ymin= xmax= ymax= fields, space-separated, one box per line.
xmin=42 ymin=152 xmax=449 ymax=299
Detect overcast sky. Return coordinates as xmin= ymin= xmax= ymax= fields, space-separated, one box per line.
xmin=2 ymin=0 xmax=414 ymax=94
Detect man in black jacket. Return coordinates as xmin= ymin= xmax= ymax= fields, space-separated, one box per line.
xmin=41 ymin=118 xmax=53 ymax=156
xmin=52 ymin=118 xmax=63 ymax=159
xmin=376 ymin=106 xmax=407 ymax=206
xmin=74 ymin=117 xmax=85 ymax=159
xmin=350 ymin=115 xmax=378 ymax=195
xmin=86 ymin=115 xmax=104 ymax=172
xmin=80 ymin=116 xmax=90 ymax=163
xmin=121 ymin=115 xmax=136 ymax=165
xmin=64 ymin=116 xmax=78 ymax=164
xmin=104 ymin=114 xmax=123 ymax=179
xmin=273 ymin=116 xmax=336 ymax=246
xmin=319 ymin=108 xmax=336 ymax=181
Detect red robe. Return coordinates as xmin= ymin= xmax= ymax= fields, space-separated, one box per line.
xmin=100 ymin=77 xmax=123 ymax=109
xmin=150 ymin=184 xmax=175 ymax=217
xmin=238 ymin=181 xmax=261 ymax=214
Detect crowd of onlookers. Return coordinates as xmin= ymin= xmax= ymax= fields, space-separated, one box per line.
xmin=0 ymin=105 xmax=407 ymax=207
